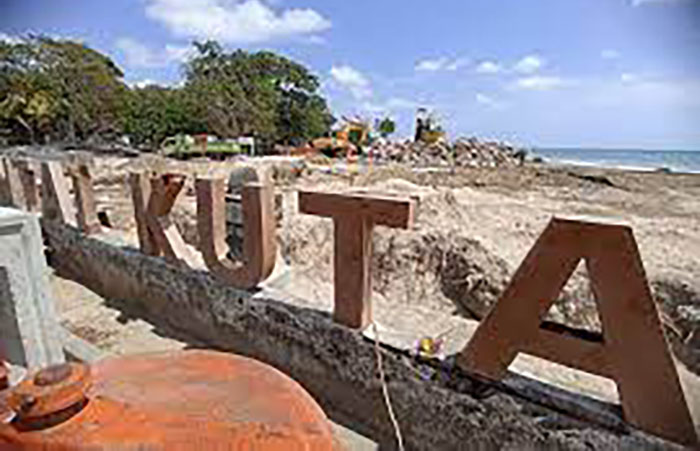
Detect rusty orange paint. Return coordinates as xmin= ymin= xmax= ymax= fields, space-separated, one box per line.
xmin=7 ymin=362 xmax=91 ymax=421
xmin=196 ymin=178 xmax=277 ymax=289
xmin=458 ymin=217 xmax=697 ymax=447
xmin=299 ymin=190 xmax=415 ymax=328
xmin=0 ymin=363 xmax=7 ymax=391
xmin=0 ymin=350 xmax=337 ymax=450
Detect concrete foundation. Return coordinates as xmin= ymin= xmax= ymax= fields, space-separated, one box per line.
xmin=0 ymin=208 xmax=64 ymax=370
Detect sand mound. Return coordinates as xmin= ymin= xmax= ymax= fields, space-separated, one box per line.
xmin=281 ymin=187 xmax=602 ymax=330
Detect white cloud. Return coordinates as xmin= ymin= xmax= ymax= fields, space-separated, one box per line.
xmin=631 ymin=0 xmax=690 ymax=5
xmin=620 ymin=72 xmax=642 ymax=83
xmin=165 ymin=44 xmax=191 ymax=62
xmin=475 ymin=61 xmax=501 ymax=74
xmin=416 ymin=57 xmax=469 ymax=72
xmin=601 ymin=49 xmax=620 ymax=60
xmin=416 ymin=57 xmax=449 ymax=72
xmin=330 ymin=65 xmax=372 ymax=99
xmin=361 ymin=101 xmax=388 ymax=114
xmin=126 ymin=78 xmax=184 ymax=88
xmin=115 ymin=37 xmax=191 ymax=68
xmin=128 ymin=79 xmax=157 ymax=89
xmin=145 ymin=0 xmax=331 ymax=44
xmin=513 ymin=54 xmax=544 ymax=74
xmin=475 ymin=93 xmax=501 ymax=108
xmin=386 ymin=97 xmax=419 ymax=110
xmin=446 ymin=57 xmax=470 ymax=71
xmin=0 ymin=32 xmax=22 ymax=44
xmin=512 ymin=76 xmax=569 ymax=91
xmin=354 ymin=97 xmax=419 ymax=117
xmin=306 ymin=35 xmax=326 ymax=45
xmin=585 ymin=77 xmax=700 ymax=111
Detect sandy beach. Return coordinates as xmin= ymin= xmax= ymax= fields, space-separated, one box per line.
xmin=78 ymin=154 xmax=700 ymax=377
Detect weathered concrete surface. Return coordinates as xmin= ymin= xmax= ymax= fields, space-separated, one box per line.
xmin=58 ymin=326 xmax=110 ymax=363
xmin=42 ymin=223 xmax=682 ymax=450
xmin=51 ymin=273 xmax=191 ymax=357
xmin=0 ymin=208 xmax=64 ymax=370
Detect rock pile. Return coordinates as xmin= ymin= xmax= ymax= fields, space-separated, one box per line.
xmin=369 ymin=137 xmax=526 ymax=168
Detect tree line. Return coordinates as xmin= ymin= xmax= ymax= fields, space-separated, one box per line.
xmin=0 ymin=36 xmax=334 ymax=151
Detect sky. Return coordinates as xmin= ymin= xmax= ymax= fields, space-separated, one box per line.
xmin=1 ymin=0 xmax=699 ymax=150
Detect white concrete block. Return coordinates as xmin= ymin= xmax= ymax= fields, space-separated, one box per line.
xmin=0 ymin=207 xmax=64 ymax=370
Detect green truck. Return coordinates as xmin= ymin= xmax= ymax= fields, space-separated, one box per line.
xmin=160 ymin=134 xmax=255 ymax=160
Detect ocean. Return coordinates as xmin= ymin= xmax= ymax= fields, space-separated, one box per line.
xmin=532 ymin=148 xmax=700 ymax=174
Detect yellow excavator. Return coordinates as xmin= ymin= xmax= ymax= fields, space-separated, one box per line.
xmin=415 ymin=108 xmax=446 ymax=144
xmin=308 ymin=118 xmax=370 ymax=156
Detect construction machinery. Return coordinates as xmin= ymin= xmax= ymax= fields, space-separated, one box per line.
xmin=160 ymin=134 xmax=255 ymax=160
xmin=414 ymin=107 xmax=447 ymax=144
xmin=308 ymin=117 xmax=371 ymax=157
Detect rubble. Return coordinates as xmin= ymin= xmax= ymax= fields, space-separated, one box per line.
xmin=369 ymin=137 xmax=527 ymax=168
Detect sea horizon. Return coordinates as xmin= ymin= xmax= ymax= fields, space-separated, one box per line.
xmin=535 ymin=145 xmax=700 ymax=153
xmin=532 ymin=147 xmax=700 ymax=174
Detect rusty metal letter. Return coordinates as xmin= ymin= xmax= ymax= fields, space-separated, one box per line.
xmin=129 ymin=172 xmax=158 ymax=256
xmin=70 ymin=163 xmax=101 ymax=234
xmin=195 ymin=178 xmax=276 ymax=290
xmin=129 ymin=172 xmax=198 ymax=266
xmin=0 ymin=360 xmax=7 ymax=390
xmin=298 ymin=190 xmax=414 ymax=329
xmin=13 ymin=159 xmax=40 ymax=212
xmin=41 ymin=161 xmax=76 ymax=226
xmin=457 ymin=216 xmax=697 ymax=447
xmin=146 ymin=173 xmax=197 ymax=265
xmin=1 ymin=158 xmax=31 ymax=210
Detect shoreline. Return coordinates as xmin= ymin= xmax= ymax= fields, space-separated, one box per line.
xmin=533 ymin=160 xmax=700 ymax=176
xmin=531 ymin=148 xmax=700 ymax=175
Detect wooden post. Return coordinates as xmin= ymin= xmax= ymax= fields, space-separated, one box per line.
xmin=458 ymin=216 xmax=697 ymax=447
xmin=195 ymin=178 xmax=276 ymax=289
xmin=299 ymin=190 xmax=414 ymax=328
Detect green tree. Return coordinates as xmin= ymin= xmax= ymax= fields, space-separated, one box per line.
xmin=0 ymin=35 xmax=126 ymax=144
xmin=378 ymin=117 xmax=396 ymax=138
xmin=120 ymin=85 xmax=205 ymax=148
xmin=0 ymin=39 xmax=59 ymax=143
xmin=0 ymin=88 xmax=59 ymax=144
xmin=183 ymin=41 xmax=333 ymax=148
xmin=0 ymin=37 xmax=334 ymax=148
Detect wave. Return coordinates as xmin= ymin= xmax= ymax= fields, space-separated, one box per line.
xmin=534 ymin=149 xmax=700 ymax=174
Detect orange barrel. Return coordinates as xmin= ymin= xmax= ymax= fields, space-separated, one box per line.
xmin=0 ymin=350 xmax=337 ymax=450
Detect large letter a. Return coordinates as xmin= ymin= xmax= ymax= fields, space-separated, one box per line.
xmin=458 ymin=217 xmax=696 ymax=447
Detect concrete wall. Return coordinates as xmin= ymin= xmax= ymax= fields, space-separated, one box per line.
xmin=42 ymin=222 xmax=680 ymax=450
xmin=0 ymin=208 xmax=64 ymax=370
